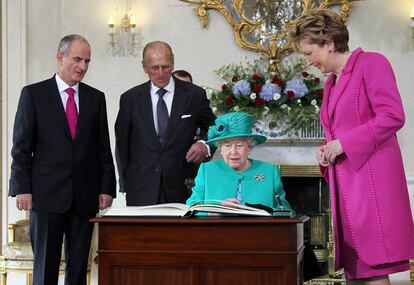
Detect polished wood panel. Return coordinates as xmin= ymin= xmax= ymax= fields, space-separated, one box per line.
xmin=93 ymin=216 xmax=308 ymax=285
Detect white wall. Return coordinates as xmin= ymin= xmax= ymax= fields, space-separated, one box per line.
xmin=2 ymin=0 xmax=414 ymax=283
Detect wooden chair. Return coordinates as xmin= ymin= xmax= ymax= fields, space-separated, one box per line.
xmin=0 ymin=219 xmax=91 ymax=285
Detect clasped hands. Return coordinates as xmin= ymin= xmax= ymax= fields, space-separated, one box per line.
xmin=316 ymin=139 xmax=344 ymax=167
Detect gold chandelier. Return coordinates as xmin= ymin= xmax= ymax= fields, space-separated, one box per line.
xmin=180 ymin=0 xmax=356 ymax=73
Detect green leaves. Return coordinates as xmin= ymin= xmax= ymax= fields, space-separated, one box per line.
xmin=208 ymin=57 xmax=325 ymax=137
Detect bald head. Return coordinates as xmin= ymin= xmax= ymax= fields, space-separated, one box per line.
xmin=142 ymin=41 xmax=175 ymax=88
xmin=142 ymin=41 xmax=174 ymax=64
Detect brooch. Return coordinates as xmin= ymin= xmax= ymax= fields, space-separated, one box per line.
xmin=254 ymin=174 xmax=265 ymax=182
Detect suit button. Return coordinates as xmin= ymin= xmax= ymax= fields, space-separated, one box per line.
xmin=155 ymin=168 xmax=160 ymax=173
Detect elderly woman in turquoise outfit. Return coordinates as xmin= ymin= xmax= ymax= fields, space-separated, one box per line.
xmin=186 ymin=112 xmax=291 ymax=211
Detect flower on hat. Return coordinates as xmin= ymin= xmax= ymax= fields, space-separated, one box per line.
xmin=208 ymin=123 xmax=230 ymax=141
xmin=206 ymin=112 xmax=266 ymax=146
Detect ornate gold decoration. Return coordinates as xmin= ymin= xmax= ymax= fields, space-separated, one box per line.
xmin=278 ymin=164 xmax=322 ymax=177
xmin=180 ymin=0 xmax=356 ymax=72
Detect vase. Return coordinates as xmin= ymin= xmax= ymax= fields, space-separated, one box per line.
xmin=253 ymin=117 xmax=324 ymax=142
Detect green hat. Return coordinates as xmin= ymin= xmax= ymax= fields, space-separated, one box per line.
xmin=206 ymin=112 xmax=267 ymax=146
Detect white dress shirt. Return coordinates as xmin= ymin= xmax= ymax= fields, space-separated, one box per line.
xmin=149 ymin=77 xmax=210 ymax=155
xmin=55 ymin=73 xmax=79 ymax=112
xmin=150 ymin=77 xmax=175 ymax=134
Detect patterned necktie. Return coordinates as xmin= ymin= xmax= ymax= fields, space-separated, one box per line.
xmin=65 ymin=87 xmax=78 ymax=140
xmin=157 ymin=88 xmax=169 ymax=144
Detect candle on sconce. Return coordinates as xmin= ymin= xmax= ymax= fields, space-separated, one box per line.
xmin=411 ymin=6 xmax=414 ymax=27
xmin=130 ymin=15 xmax=137 ymax=33
xmin=108 ymin=15 xmax=115 ymax=33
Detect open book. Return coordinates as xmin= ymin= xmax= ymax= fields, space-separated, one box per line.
xmin=103 ymin=200 xmax=279 ymax=217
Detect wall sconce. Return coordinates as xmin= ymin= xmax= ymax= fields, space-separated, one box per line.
xmin=107 ymin=0 xmax=141 ymax=57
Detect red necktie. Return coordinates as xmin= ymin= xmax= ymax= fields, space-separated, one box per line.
xmin=65 ymin=87 xmax=78 ymax=140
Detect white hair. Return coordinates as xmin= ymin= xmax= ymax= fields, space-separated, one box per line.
xmin=57 ymin=34 xmax=90 ymax=54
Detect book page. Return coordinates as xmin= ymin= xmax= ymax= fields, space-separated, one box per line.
xmin=103 ymin=203 xmax=190 ymax=217
xmin=102 ymin=201 xmax=278 ymax=217
xmin=191 ymin=202 xmax=271 ymax=216
xmin=191 ymin=199 xmax=264 ymax=211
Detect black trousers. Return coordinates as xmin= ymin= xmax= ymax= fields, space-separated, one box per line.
xmin=30 ymin=209 xmax=94 ymax=285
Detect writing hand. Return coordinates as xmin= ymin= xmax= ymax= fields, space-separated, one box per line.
xmin=222 ymin=198 xmax=242 ymax=206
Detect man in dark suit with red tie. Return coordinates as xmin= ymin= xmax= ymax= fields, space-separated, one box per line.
xmin=115 ymin=41 xmax=216 ymax=206
xmin=9 ymin=34 xmax=116 ymax=285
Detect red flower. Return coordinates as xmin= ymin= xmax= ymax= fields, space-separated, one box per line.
xmin=255 ymin=98 xmax=265 ymax=106
xmin=302 ymin=71 xmax=309 ymax=77
xmin=225 ymin=96 xmax=233 ymax=105
xmin=232 ymin=75 xmax=238 ymax=82
xmin=252 ymin=74 xmax=260 ymax=81
xmin=221 ymin=84 xmax=228 ymax=92
xmin=314 ymin=78 xmax=320 ymax=84
xmin=253 ymin=83 xmax=262 ymax=93
xmin=287 ymin=91 xmax=295 ymax=98
xmin=275 ymin=79 xmax=284 ymax=87
xmin=271 ymin=76 xmax=279 ymax=83
xmin=316 ymin=92 xmax=323 ymax=99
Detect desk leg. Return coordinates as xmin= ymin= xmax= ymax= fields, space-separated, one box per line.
xmin=1 ymin=272 xmax=6 ymax=285
xmin=27 ymin=273 xmax=32 ymax=285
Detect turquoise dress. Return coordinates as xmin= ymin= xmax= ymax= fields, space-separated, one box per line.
xmin=186 ymin=158 xmax=291 ymax=211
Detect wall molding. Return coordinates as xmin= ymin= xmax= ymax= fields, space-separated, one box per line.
xmin=2 ymin=0 xmax=27 ymax=244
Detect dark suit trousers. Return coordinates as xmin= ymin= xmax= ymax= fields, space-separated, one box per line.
xmin=30 ymin=209 xmax=94 ymax=285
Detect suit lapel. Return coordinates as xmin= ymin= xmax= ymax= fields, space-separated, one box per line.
xmin=76 ymin=82 xmax=93 ymax=142
xmin=320 ymin=75 xmax=334 ymax=132
xmin=136 ymin=81 xmax=160 ymax=145
xmin=327 ymin=72 xmax=352 ymax=117
xmin=163 ymin=79 xmax=190 ymax=147
xmin=46 ymin=77 xmax=72 ymax=139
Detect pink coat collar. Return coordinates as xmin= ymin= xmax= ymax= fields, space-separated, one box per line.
xmin=321 ymin=48 xmax=364 ymax=133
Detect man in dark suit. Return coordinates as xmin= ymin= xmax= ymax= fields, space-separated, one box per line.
xmin=9 ymin=34 xmax=116 ymax=285
xmin=115 ymin=41 xmax=216 ymax=206
xmin=172 ymin=69 xmax=207 ymax=191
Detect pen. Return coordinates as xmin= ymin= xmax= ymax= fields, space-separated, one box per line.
xmin=275 ymin=194 xmax=284 ymax=211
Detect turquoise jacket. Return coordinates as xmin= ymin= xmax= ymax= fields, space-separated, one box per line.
xmin=186 ymin=158 xmax=291 ymax=211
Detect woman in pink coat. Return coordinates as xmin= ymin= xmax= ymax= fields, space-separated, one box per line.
xmin=288 ymin=9 xmax=414 ymax=284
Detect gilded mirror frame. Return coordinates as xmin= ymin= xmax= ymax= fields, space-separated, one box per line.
xmin=179 ymin=0 xmax=356 ymax=72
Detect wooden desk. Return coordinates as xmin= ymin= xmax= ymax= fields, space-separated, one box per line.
xmin=92 ymin=216 xmax=308 ymax=285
